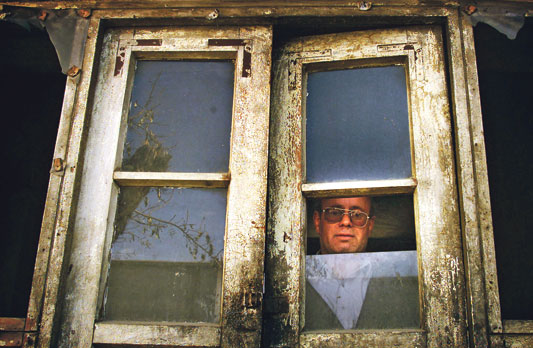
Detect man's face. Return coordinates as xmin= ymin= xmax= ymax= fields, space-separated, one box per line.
xmin=313 ymin=197 xmax=374 ymax=254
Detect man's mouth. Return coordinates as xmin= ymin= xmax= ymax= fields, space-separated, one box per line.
xmin=335 ymin=233 xmax=354 ymax=239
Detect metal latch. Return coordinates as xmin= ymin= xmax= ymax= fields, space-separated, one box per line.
xmin=242 ymin=289 xmax=263 ymax=309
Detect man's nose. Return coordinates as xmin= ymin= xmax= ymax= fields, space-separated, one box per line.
xmin=339 ymin=213 xmax=353 ymax=226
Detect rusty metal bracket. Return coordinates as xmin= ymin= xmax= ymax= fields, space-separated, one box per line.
xmin=208 ymin=39 xmax=252 ymax=77
xmin=114 ymin=39 xmax=162 ymax=76
xmin=242 ymin=289 xmax=263 ymax=309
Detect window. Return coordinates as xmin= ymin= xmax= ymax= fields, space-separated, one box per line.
xmin=265 ymin=26 xmax=467 ymax=347
xmin=57 ymin=26 xmax=273 ymax=347
xmin=17 ymin=4 xmax=528 ymax=347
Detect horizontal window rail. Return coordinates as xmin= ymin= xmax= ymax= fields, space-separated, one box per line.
xmin=302 ymin=178 xmax=417 ymax=198
xmin=300 ymin=329 xmax=426 ymax=348
xmin=113 ymin=172 xmax=230 ymax=188
xmin=93 ymin=321 xmax=221 ymax=346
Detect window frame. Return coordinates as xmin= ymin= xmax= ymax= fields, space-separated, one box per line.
xmin=16 ymin=3 xmax=531 ymax=348
xmin=265 ymin=25 xmax=467 ymax=348
xmin=47 ymin=25 xmax=272 ymax=347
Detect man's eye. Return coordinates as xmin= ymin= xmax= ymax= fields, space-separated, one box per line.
xmin=352 ymin=212 xmax=364 ymax=218
xmin=328 ymin=210 xmax=343 ymax=216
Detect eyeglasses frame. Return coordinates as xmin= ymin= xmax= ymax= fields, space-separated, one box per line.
xmin=320 ymin=207 xmax=372 ymax=227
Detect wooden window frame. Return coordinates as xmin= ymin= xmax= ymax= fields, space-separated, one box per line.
xmin=11 ymin=3 xmax=531 ymax=348
xmin=265 ymin=25 xmax=468 ymax=348
xmin=42 ymin=25 xmax=272 ymax=347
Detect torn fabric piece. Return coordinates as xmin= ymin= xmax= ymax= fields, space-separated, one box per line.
xmin=468 ymin=6 xmax=525 ymax=40
xmin=45 ymin=10 xmax=89 ymax=74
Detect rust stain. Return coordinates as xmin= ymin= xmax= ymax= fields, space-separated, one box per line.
xmin=67 ymin=66 xmax=80 ymax=77
xmin=208 ymin=39 xmax=246 ymax=47
xmin=114 ymin=51 xmax=125 ymax=77
xmin=53 ymin=158 xmax=64 ymax=172
xmin=135 ymin=39 xmax=162 ymax=46
xmin=76 ymin=9 xmax=91 ymax=18
xmin=37 ymin=10 xmax=47 ymax=21
xmin=243 ymin=49 xmax=252 ymax=77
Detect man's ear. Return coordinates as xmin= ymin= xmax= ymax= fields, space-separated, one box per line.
xmin=313 ymin=211 xmax=321 ymax=236
xmin=367 ymin=216 xmax=375 ymax=237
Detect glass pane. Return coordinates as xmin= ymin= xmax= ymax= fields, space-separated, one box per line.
xmin=305 ymin=66 xmax=411 ymax=182
xmin=103 ymin=188 xmax=226 ymax=323
xmin=305 ymin=251 xmax=419 ymax=330
xmin=305 ymin=195 xmax=419 ymax=330
xmin=121 ymin=61 xmax=234 ymax=173
xmin=307 ymin=195 xmax=416 ymax=254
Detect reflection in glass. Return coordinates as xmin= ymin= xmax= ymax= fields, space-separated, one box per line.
xmin=305 ymin=251 xmax=419 ymax=330
xmin=305 ymin=66 xmax=411 ymax=182
xmin=103 ymin=188 xmax=227 ymax=323
xmin=121 ymin=61 xmax=234 ymax=173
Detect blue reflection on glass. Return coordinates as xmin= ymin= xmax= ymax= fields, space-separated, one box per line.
xmin=306 ymin=66 xmax=411 ymax=182
xmin=111 ymin=188 xmax=226 ymax=263
xmin=122 ymin=61 xmax=234 ymax=173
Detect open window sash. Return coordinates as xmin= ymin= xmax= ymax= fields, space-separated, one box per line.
xmin=265 ymin=26 xmax=467 ymax=348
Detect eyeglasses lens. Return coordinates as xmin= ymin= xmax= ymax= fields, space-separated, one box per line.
xmin=323 ymin=209 xmax=367 ymax=227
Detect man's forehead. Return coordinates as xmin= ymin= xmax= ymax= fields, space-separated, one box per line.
xmin=321 ymin=196 xmax=372 ymax=210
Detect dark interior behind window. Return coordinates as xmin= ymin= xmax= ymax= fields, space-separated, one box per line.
xmin=0 ymin=21 xmax=64 ymax=317
xmin=474 ymin=19 xmax=533 ymax=320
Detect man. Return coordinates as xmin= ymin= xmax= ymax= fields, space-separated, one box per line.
xmin=305 ymin=196 xmax=419 ymax=330
xmin=313 ymin=196 xmax=374 ymax=254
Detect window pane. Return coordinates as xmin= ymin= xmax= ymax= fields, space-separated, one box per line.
xmin=103 ymin=187 xmax=226 ymax=323
xmin=305 ymin=66 xmax=411 ymax=182
xmin=305 ymin=195 xmax=419 ymax=330
xmin=305 ymin=252 xmax=419 ymax=330
xmin=122 ymin=61 xmax=234 ymax=173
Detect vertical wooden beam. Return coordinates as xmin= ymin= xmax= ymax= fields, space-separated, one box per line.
xmin=37 ymin=17 xmax=103 ymax=348
xmin=458 ymin=9 xmax=503 ymax=337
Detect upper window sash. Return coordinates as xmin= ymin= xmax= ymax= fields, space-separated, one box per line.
xmin=57 ymin=26 xmax=272 ymax=348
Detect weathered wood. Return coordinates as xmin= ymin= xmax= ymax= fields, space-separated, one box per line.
xmin=24 ymin=78 xmax=74 ymax=335
xmin=55 ymin=25 xmax=272 ymax=348
xmin=0 ymin=0 xmax=460 ymax=10
xmin=113 ymin=171 xmax=230 ymax=187
xmin=300 ymin=329 xmax=426 ymax=348
xmin=444 ymin=9 xmax=491 ymax=347
xmin=22 ymin=332 xmax=36 ymax=348
xmin=93 ymin=322 xmax=221 ymax=346
xmin=219 ymin=25 xmax=272 ymax=348
xmin=503 ymin=320 xmax=533 ymax=334
xmin=0 ymin=319 xmax=25 ymax=332
xmin=302 ymin=178 xmax=417 ymax=198
xmin=266 ymin=25 xmax=467 ymax=348
xmin=502 ymin=334 xmax=533 ymax=348
xmin=92 ymin=6 xmax=452 ymax=20
xmin=0 ymin=332 xmax=23 ymax=347
xmin=457 ymin=10 xmax=505 ymax=337
xmin=37 ymin=17 xmax=104 ymax=348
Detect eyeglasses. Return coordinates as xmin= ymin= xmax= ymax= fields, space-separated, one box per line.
xmin=321 ymin=207 xmax=371 ymax=227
